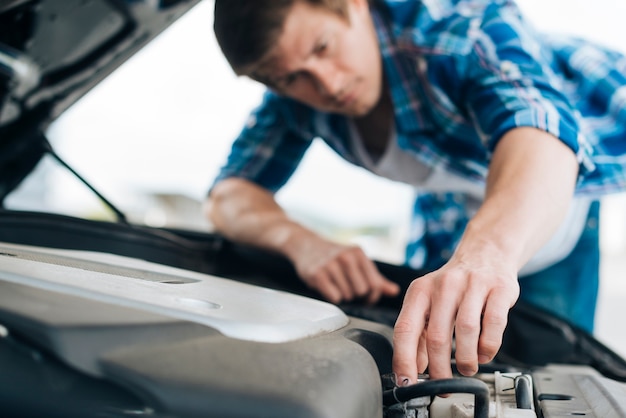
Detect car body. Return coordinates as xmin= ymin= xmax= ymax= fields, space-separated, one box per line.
xmin=1 ymin=1 xmax=626 ymax=417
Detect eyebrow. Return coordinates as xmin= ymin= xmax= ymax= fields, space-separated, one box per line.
xmin=274 ymin=35 xmax=330 ymax=83
xmin=253 ymin=22 xmax=330 ymax=87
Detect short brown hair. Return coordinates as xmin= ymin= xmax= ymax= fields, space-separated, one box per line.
xmin=213 ymin=0 xmax=350 ymax=78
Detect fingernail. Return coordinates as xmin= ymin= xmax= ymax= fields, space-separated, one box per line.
xmin=396 ymin=376 xmax=411 ymax=387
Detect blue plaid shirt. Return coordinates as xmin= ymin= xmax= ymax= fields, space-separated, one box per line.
xmin=213 ymin=0 xmax=626 ymax=270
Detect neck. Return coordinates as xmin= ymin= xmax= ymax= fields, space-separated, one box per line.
xmin=353 ymin=88 xmax=393 ymax=158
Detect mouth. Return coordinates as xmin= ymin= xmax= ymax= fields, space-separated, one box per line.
xmin=334 ymin=86 xmax=358 ymax=108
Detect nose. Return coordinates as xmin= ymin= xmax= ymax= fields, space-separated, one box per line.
xmin=309 ymin=61 xmax=343 ymax=99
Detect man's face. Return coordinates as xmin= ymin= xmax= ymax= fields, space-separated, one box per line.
xmin=254 ymin=0 xmax=383 ymax=117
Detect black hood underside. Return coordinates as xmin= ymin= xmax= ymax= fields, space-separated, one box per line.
xmin=0 ymin=0 xmax=201 ymax=200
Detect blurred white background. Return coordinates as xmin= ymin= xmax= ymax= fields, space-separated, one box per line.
xmin=7 ymin=0 xmax=626 ymax=355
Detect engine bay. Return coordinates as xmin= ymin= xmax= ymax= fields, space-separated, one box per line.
xmin=1 ymin=239 xmax=625 ymax=417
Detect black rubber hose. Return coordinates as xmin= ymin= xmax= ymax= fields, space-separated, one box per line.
xmin=383 ymin=377 xmax=490 ymax=418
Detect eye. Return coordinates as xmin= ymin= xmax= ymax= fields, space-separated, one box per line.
xmin=272 ymin=71 xmax=303 ymax=90
xmin=283 ymin=72 xmax=302 ymax=87
xmin=314 ymin=41 xmax=328 ymax=55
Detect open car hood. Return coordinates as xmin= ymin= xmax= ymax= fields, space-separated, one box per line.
xmin=0 ymin=0 xmax=201 ymax=201
xmin=2 ymin=1 xmax=626 ymax=417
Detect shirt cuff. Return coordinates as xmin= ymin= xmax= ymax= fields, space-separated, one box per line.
xmin=488 ymin=108 xmax=596 ymax=182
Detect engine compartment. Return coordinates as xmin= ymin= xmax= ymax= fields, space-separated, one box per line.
xmin=384 ymin=365 xmax=626 ymax=418
xmin=1 ymin=239 xmax=626 ymax=418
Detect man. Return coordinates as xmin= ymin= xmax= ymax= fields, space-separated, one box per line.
xmin=207 ymin=0 xmax=626 ymax=384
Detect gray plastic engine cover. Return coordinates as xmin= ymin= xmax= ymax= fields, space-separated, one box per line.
xmin=0 ymin=242 xmax=394 ymax=418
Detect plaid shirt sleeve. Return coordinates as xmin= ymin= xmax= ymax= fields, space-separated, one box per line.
xmin=399 ymin=0 xmax=612 ymax=270
xmin=458 ymin=2 xmax=594 ymax=176
xmin=211 ymin=92 xmax=313 ymax=193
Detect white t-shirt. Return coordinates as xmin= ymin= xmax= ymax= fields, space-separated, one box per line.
xmin=348 ymin=121 xmax=590 ymax=276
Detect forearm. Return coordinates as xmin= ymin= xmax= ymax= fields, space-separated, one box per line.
xmin=392 ymin=127 xmax=580 ymax=382
xmin=205 ymin=177 xmax=318 ymax=258
xmin=454 ymin=127 xmax=579 ymax=270
xmin=206 ymin=177 xmax=400 ymax=303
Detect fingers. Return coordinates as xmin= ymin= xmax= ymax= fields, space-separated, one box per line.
xmin=310 ymin=267 xmax=365 ymax=303
xmin=360 ymin=257 xmax=400 ymax=304
xmin=392 ymin=278 xmax=431 ymax=385
xmin=304 ymin=245 xmax=399 ymax=305
xmin=325 ymin=261 xmax=354 ymax=301
xmin=392 ymin=269 xmax=519 ymax=381
xmin=423 ymin=274 xmax=461 ymax=380
xmin=477 ymin=284 xmax=518 ymax=364
xmin=417 ymin=332 xmax=429 ymax=373
xmin=314 ymin=253 xmax=365 ymax=302
xmin=453 ymin=283 xmax=517 ymax=374
xmin=311 ymin=270 xmax=343 ymax=304
xmin=452 ymin=281 xmax=485 ymax=376
xmin=343 ymin=253 xmax=371 ymax=298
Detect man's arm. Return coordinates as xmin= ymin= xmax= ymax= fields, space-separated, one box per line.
xmin=205 ymin=177 xmax=400 ymax=304
xmin=392 ymin=126 xmax=579 ymax=383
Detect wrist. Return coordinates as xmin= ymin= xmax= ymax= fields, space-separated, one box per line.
xmin=264 ymin=219 xmax=318 ymax=261
xmin=453 ymin=218 xmax=526 ymax=272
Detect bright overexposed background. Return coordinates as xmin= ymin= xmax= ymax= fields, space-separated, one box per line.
xmin=6 ymin=0 xmax=626 ymax=356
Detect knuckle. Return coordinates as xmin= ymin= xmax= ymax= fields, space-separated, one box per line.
xmin=354 ymin=285 xmax=369 ymax=297
xmin=307 ymin=272 xmax=324 ymax=286
xmin=393 ymin=318 xmax=416 ymax=336
xmin=302 ymin=264 xmax=322 ymax=279
xmin=406 ymin=280 xmax=428 ymax=298
xmin=482 ymin=310 xmax=509 ymax=328
xmin=426 ymin=332 xmax=448 ymax=350
xmin=336 ymin=251 xmax=351 ymax=264
xmin=340 ymin=246 xmax=360 ymax=260
xmin=429 ymin=273 xmax=464 ymax=296
xmin=348 ymin=244 xmax=365 ymax=255
xmin=455 ymin=319 xmax=480 ymax=335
